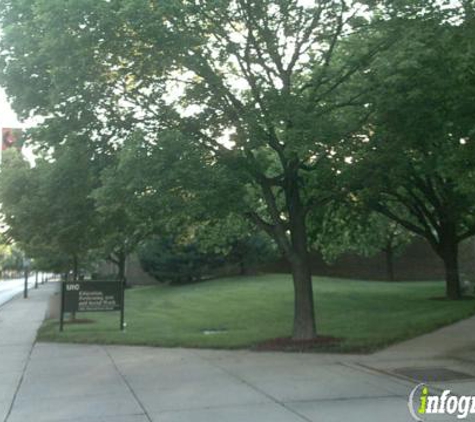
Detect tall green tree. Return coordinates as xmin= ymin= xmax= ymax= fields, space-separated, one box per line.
xmin=93 ymin=165 xmax=146 ymax=284
xmin=0 ymin=243 xmax=24 ymax=277
xmin=348 ymin=11 xmax=475 ymax=298
xmin=1 ymin=0 xmax=461 ymax=336
xmin=0 ymin=0 xmax=391 ymax=339
xmin=0 ymin=144 xmax=100 ymax=279
xmin=313 ymin=203 xmax=413 ymax=281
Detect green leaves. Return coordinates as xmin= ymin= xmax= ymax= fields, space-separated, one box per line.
xmin=0 ymin=140 xmax=100 ymax=272
xmin=345 ymin=10 xmax=475 ymax=294
xmin=1 ymin=0 xmax=472 ymax=300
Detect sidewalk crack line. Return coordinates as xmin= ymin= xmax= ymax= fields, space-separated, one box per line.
xmin=4 ymin=341 xmax=36 ymax=422
xmin=104 ymin=347 xmax=153 ymax=422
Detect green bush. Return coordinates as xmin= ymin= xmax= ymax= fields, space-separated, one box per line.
xmin=138 ymin=236 xmax=225 ymax=284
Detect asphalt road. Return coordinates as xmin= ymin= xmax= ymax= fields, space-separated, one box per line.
xmin=0 ymin=276 xmax=38 ymax=307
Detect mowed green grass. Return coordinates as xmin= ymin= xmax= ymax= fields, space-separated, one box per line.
xmin=37 ymin=274 xmax=475 ymax=352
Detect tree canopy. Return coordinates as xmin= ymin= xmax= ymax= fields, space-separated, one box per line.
xmin=0 ymin=0 xmax=473 ymax=338
xmin=0 ymin=144 xmax=99 ymax=278
xmin=346 ymin=13 xmax=475 ymax=298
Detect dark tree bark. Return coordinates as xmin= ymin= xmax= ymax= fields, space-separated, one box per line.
xmin=385 ymin=246 xmax=395 ymax=281
xmin=117 ymin=252 xmax=126 ymax=285
xmin=383 ymin=241 xmax=395 ymax=281
xmin=247 ymin=170 xmax=317 ymax=340
xmin=72 ymin=254 xmax=79 ymax=281
xmin=439 ymin=240 xmax=461 ymax=300
xmin=373 ymin=198 xmax=467 ymax=299
xmin=110 ymin=248 xmax=128 ymax=288
xmin=289 ymin=252 xmax=316 ymax=339
xmin=239 ymin=258 xmax=246 ymax=276
xmin=286 ymin=173 xmax=317 ymax=340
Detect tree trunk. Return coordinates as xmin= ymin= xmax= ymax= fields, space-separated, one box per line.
xmin=441 ymin=241 xmax=461 ymax=300
xmin=286 ymin=174 xmax=317 ymax=340
xmin=117 ymin=250 xmax=128 ymax=288
xmin=252 ymin=164 xmax=317 ymax=340
xmin=239 ymin=259 xmax=246 ymax=276
xmin=289 ymin=253 xmax=316 ymax=339
xmin=72 ymin=255 xmax=79 ymax=281
xmin=384 ymin=243 xmax=395 ymax=281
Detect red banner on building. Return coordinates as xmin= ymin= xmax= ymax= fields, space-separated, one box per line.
xmin=2 ymin=128 xmax=23 ymax=150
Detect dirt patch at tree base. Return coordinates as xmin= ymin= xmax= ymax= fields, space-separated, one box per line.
xmin=253 ymin=336 xmax=342 ymax=353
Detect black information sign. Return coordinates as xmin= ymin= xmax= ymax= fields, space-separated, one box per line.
xmin=60 ymin=281 xmax=125 ymax=332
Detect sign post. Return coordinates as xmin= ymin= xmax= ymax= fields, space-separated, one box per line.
xmin=59 ymin=280 xmax=124 ymax=332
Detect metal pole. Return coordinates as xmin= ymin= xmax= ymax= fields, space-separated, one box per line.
xmin=59 ymin=281 xmax=65 ymax=332
xmin=35 ymin=271 xmax=38 ymax=289
xmin=23 ymin=268 xmax=28 ymax=299
xmin=120 ymin=279 xmax=125 ymax=331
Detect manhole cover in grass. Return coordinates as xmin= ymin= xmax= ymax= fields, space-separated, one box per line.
xmin=392 ymin=367 xmax=474 ymax=382
xmin=201 ymin=328 xmax=227 ymax=335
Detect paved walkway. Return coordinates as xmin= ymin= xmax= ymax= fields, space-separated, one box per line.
xmin=371 ymin=315 xmax=475 ymax=361
xmin=0 ymin=282 xmax=58 ymax=422
xmin=1 ymin=283 xmax=475 ymax=421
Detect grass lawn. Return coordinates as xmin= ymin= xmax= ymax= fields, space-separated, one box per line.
xmin=37 ymin=274 xmax=475 ymax=353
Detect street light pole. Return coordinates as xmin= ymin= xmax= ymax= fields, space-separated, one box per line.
xmin=23 ymin=257 xmax=30 ymax=299
xmin=23 ymin=267 xmax=28 ymax=298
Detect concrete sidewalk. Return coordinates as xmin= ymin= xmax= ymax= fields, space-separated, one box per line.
xmin=1 ymin=285 xmax=474 ymax=422
xmin=5 ymin=344 xmax=415 ymax=422
xmin=370 ymin=314 xmax=475 ymax=361
xmin=357 ymin=314 xmax=475 ymax=406
xmin=0 ymin=282 xmax=58 ymax=422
